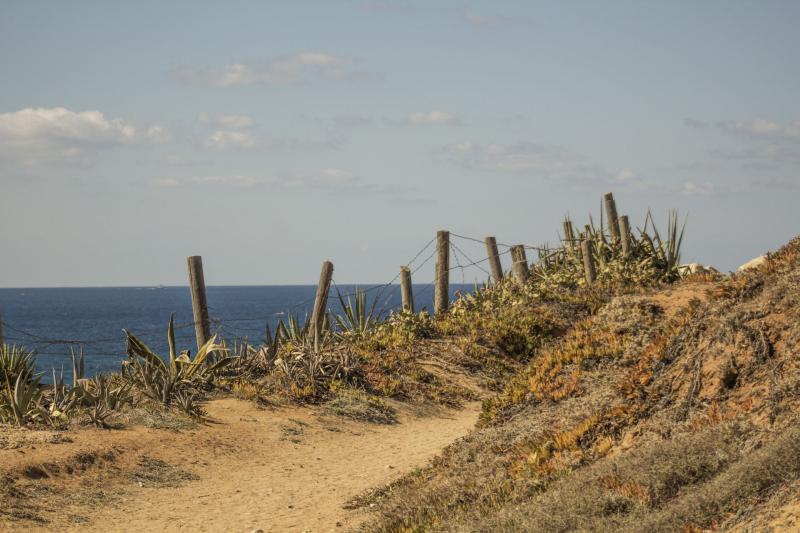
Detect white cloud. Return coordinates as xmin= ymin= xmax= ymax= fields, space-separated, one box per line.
xmin=151 ymin=177 xmax=180 ymax=188
xmin=443 ymin=140 xmax=711 ymax=194
xmin=0 ymin=107 xmax=137 ymax=144
xmin=144 ymin=125 xmax=172 ymax=143
xmin=686 ymin=116 xmax=800 ymax=140
xmin=199 ymin=113 xmax=256 ymax=130
xmin=406 ymin=110 xmax=459 ymax=126
xmin=716 ymin=118 xmax=800 ymax=140
xmin=201 ymin=129 xmax=343 ymax=152
xmin=0 ymin=107 xmax=170 ymax=165
xmin=709 ymin=144 xmax=800 ymax=168
xmin=443 ymin=141 xmax=603 ymax=182
xmin=174 ymin=53 xmax=368 ymax=87
xmin=154 ymin=168 xmax=415 ymax=197
xmin=680 ymin=181 xmax=714 ymax=195
xmin=190 ymin=175 xmax=260 ymax=187
xmin=204 ymin=130 xmax=257 ymax=150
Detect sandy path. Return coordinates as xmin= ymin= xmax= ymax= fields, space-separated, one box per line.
xmin=7 ymin=398 xmax=479 ymax=533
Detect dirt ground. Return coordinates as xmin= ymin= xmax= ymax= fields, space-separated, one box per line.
xmin=0 ymin=398 xmax=480 ymax=532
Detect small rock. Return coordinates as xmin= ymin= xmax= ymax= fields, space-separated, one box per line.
xmin=678 ymin=262 xmax=719 ymax=277
xmin=738 ymin=254 xmax=768 ymax=272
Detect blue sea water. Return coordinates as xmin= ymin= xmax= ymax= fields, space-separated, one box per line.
xmin=0 ymin=284 xmax=473 ymax=382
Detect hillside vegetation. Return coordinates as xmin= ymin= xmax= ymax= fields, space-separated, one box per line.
xmin=353 ymin=236 xmax=800 ymax=532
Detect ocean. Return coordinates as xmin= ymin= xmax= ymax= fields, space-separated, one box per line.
xmin=0 ymin=284 xmax=473 ymax=382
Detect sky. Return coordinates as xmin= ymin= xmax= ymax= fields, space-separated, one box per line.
xmin=1 ymin=1 xmax=799 ymax=287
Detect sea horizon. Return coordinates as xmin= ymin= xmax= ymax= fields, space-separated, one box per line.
xmin=0 ymin=284 xmax=475 ymax=382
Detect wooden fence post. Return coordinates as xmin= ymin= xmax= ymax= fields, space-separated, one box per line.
xmin=187 ymin=256 xmax=211 ymax=351
xmin=604 ymin=192 xmax=621 ymax=245
xmin=484 ymin=236 xmax=503 ymax=283
xmin=310 ymin=260 xmax=334 ymax=353
xmin=619 ymin=215 xmax=632 ymax=256
xmin=400 ymin=266 xmax=414 ymax=313
xmin=510 ymin=245 xmax=529 ymax=283
xmin=581 ymin=239 xmax=596 ymax=285
xmin=563 ymin=220 xmax=576 ymax=250
xmin=434 ymin=230 xmax=449 ymax=315
xmin=0 ymin=314 xmax=4 ymax=346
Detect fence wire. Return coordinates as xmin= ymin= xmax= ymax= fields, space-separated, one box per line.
xmin=0 ymin=229 xmax=546 ymax=360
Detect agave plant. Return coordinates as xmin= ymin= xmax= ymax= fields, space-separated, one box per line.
xmin=0 ymin=344 xmax=37 ymax=387
xmin=70 ymin=345 xmax=85 ymax=386
xmin=81 ymin=375 xmax=132 ymax=427
xmin=48 ymin=367 xmax=82 ymax=421
xmin=218 ymin=332 xmax=277 ymax=378
xmin=0 ymin=371 xmax=47 ymax=426
xmin=641 ymin=209 xmax=686 ymax=280
xmin=276 ymin=313 xmax=312 ymax=344
xmin=122 ymin=315 xmax=230 ymax=413
xmin=273 ymin=343 xmax=363 ymax=397
xmin=334 ymin=287 xmax=380 ymax=339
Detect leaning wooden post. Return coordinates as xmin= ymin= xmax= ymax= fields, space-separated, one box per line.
xmin=434 ymin=230 xmax=450 ymax=315
xmin=510 ymin=245 xmax=529 ymax=283
xmin=484 ymin=236 xmax=503 ymax=283
xmin=604 ymin=192 xmax=621 ymax=245
xmin=310 ymin=261 xmax=334 ymax=353
xmin=187 ymin=256 xmax=211 ymax=351
xmin=399 ymin=266 xmax=415 ymax=313
xmin=581 ymin=239 xmax=596 ymax=285
xmin=619 ymin=215 xmax=632 ymax=256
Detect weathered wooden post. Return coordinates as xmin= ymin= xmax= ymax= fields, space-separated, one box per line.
xmin=510 ymin=245 xmax=529 ymax=283
xmin=310 ymin=261 xmax=334 ymax=353
xmin=484 ymin=236 xmax=504 ymax=283
xmin=187 ymin=256 xmax=211 ymax=351
xmin=434 ymin=230 xmax=450 ymax=315
xmin=400 ymin=266 xmax=414 ymax=313
xmin=563 ymin=220 xmax=576 ymax=251
xmin=0 ymin=314 xmax=4 ymax=346
xmin=619 ymin=215 xmax=632 ymax=256
xmin=581 ymin=239 xmax=596 ymax=285
xmin=604 ymin=192 xmax=621 ymax=245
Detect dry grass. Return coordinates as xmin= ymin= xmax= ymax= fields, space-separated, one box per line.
xmin=359 ymin=236 xmax=800 ymax=531
xmin=322 ymin=389 xmax=397 ymax=424
xmin=130 ymin=455 xmax=199 ymax=488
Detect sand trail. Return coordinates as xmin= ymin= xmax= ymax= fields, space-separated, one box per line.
xmin=2 ymin=398 xmax=479 ymax=532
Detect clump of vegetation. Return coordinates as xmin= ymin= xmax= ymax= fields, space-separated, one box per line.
xmin=130 ymin=455 xmax=199 ymax=488
xmin=122 ymin=315 xmax=232 ymax=418
xmin=0 ymin=345 xmax=37 ymax=387
xmin=323 ymin=388 xmax=397 ymax=424
xmin=532 ymin=210 xmax=686 ymax=292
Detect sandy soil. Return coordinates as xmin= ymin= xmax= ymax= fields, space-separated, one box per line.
xmin=0 ymin=398 xmax=480 ymax=532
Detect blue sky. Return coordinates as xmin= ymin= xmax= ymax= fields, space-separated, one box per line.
xmin=1 ymin=1 xmax=799 ymax=287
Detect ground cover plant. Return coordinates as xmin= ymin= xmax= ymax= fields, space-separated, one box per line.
xmin=354 ymin=235 xmax=800 ymax=532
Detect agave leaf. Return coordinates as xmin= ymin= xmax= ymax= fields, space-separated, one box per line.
xmin=124 ymin=331 xmax=167 ymax=372
xmin=168 ymin=314 xmax=177 ymax=372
